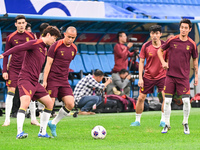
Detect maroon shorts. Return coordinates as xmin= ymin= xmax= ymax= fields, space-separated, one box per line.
xmin=18 ymin=80 xmax=49 ymax=101
xmin=164 ymin=76 xmax=190 ymax=95
xmin=6 ymin=68 xmax=20 ymax=87
xmin=140 ymin=77 xmax=165 ymax=94
xmin=46 ymin=83 xmax=73 ymax=100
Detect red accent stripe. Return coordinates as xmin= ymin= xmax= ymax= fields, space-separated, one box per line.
xmin=24 ymin=30 xmax=34 ymax=39
xmin=54 ymin=40 xmax=64 ymax=52
xmin=71 ymin=43 xmax=78 ymax=53
xmin=33 ymin=39 xmax=43 ymax=45
xmin=21 ymin=85 xmax=31 ymax=97
xmin=8 ymin=31 xmax=18 ymax=42
xmin=166 ymin=35 xmax=179 ymax=44
xmin=188 ymin=37 xmax=197 ymax=51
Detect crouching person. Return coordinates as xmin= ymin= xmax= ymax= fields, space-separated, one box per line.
xmin=74 ymin=69 xmax=112 ymax=115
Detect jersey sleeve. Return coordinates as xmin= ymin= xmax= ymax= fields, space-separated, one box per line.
xmin=139 ymin=44 xmax=146 ymax=59
xmin=192 ymin=43 xmax=198 ymax=59
xmin=47 ymin=42 xmax=57 ymax=59
xmin=161 ymin=39 xmax=170 ymax=51
xmin=2 ymin=37 xmax=12 ymax=73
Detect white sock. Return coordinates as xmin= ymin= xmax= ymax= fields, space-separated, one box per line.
xmin=182 ymin=96 xmax=190 ymax=124
xmin=39 ymin=109 xmax=51 ymax=135
xmin=135 ymin=113 xmax=142 ymax=123
xmin=160 ymin=112 xmax=165 ymax=122
xmin=29 ymin=101 xmax=36 ymax=121
xmin=5 ymin=93 xmax=14 ymax=122
xmin=17 ymin=109 xmax=26 ymax=134
xmin=52 ymin=106 xmax=70 ymax=125
xmin=38 ymin=101 xmax=45 ymax=110
xmin=164 ymin=97 xmax=172 ymax=126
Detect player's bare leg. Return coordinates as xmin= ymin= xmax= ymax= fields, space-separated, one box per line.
xmin=130 ymin=92 xmax=147 ymax=126
xmin=48 ymin=96 xmax=74 ymax=137
xmin=29 ymin=100 xmax=40 ymax=126
xmin=2 ymin=87 xmax=15 ymax=126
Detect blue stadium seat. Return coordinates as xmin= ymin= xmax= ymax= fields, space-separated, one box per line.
xmin=87 ymin=44 xmax=96 ymax=54
xmin=104 ymin=44 xmax=113 ymax=54
xmin=96 ymin=44 xmax=105 ymax=54
xmin=90 ymin=54 xmax=104 ymax=71
xmin=106 ymin=54 xmax=115 ymax=70
xmin=72 ymin=54 xmax=86 ymax=73
xmin=78 ymin=43 xmax=88 ymax=53
xmin=81 ymin=54 xmax=94 ymax=73
xmin=98 ymin=55 xmax=112 ymax=73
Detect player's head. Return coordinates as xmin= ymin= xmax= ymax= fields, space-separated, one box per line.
xmin=179 ymin=19 xmax=192 ymax=37
xmin=42 ymin=26 xmax=61 ymax=45
xmin=93 ymin=69 xmax=104 ymax=83
xmin=149 ymin=25 xmax=162 ymax=41
xmin=15 ymin=15 xmax=27 ymax=33
xmin=63 ymin=26 xmax=77 ymax=46
xmin=117 ymin=31 xmax=127 ymax=44
xmin=39 ymin=23 xmax=49 ymax=35
xmin=119 ymin=69 xmax=129 ymax=79
xmin=25 ymin=22 xmax=32 ymax=32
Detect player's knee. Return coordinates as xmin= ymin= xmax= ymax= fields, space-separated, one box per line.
xmin=138 ymin=94 xmax=146 ymax=102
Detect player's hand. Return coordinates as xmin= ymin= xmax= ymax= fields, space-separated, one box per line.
xmin=0 ymin=55 xmax=4 ymax=59
xmin=194 ymin=76 xmax=198 ymax=86
xmin=2 ymin=72 xmax=8 ymax=80
xmin=138 ymin=79 xmax=144 ymax=88
xmin=42 ymin=81 xmax=47 ymax=88
xmin=126 ymin=74 xmax=131 ymax=80
xmin=162 ymin=62 xmax=169 ymax=69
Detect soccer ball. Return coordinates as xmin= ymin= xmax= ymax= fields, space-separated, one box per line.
xmin=91 ymin=125 xmax=107 ymax=139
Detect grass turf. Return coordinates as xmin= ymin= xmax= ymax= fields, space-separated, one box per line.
xmin=0 ymin=108 xmax=200 ymax=150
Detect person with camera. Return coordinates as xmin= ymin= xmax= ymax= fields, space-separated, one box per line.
xmin=74 ymin=69 xmax=112 ymax=115
xmin=112 ymin=31 xmax=134 ymax=73
xmin=130 ymin=25 xmax=167 ymax=127
xmin=107 ymin=69 xmax=131 ymax=97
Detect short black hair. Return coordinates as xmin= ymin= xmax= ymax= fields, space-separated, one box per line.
xmin=42 ymin=26 xmax=61 ymax=38
xmin=179 ymin=19 xmax=192 ymax=28
xmin=94 ymin=69 xmax=104 ymax=77
xmin=119 ymin=69 xmax=129 ymax=75
xmin=25 ymin=22 xmax=31 ymax=30
xmin=39 ymin=23 xmax=49 ymax=34
xmin=149 ymin=25 xmax=162 ymax=33
xmin=117 ymin=31 xmax=125 ymax=41
xmin=15 ymin=15 xmax=26 ymax=22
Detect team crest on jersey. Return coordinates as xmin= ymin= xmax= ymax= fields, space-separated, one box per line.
xmin=26 ymin=37 xmax=29 ymax=42
xmin=72 ymin=51 xmax=74 ymax=56
xmin=174 ymin=44 xmax=177 ymax=48
xmin=30 ymin=90 xmax=32 ymax=95
xmin=39 ymin=47 xmax=43 ymax=52
xmin=7 ymin=80 xmax=11 ymax=85
xmin=61 ymin=51 xmax=64 ymax=56
xmin=14 ymin=39 xmax=18 ymax=44
xmin=186 ymin=45 xmax=190 ymax=50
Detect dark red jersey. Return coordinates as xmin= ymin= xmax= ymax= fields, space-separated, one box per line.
xmin=161 ymin=35 xmax=198 ymax=79
xmin=3 ymin=30 xmax=35 ymax=73
xmin=3 ymin=39 xmax=47 ymax=85
xmin=139 ymin=40 xmax=166 ymax=80
xmin=47 ymin=40 xmax=77 ymax=85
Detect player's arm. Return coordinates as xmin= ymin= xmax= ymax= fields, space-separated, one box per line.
xmin=7 ymin=55 xmax=12 ymax=71
xmin=157 ymin=48 xmax=168 ymax=69
xmin=138 ymin=58 xmax=145 ymax=88
xmin=193 ymin=58 xmax=198 ymax=86
xmin=43 ymin=56 xmax=54 ymax=88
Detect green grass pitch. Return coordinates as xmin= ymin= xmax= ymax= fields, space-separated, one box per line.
xmin=0 ymin=108 xmax=200 ymax=150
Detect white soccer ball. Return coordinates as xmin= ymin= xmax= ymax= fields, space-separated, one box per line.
xmin=91 ymin=125 xmax=107 ymax=139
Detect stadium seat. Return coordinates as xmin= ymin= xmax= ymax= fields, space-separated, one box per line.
xmin=78 ymin=43 xmax=88 ymax=53
xmin=106 ymin=54 xmax=115 ymax=70
xmin=104 ymin=44 xmax=113 ymax=54
xmin=96 ymin=44 xmax=105 ymax=54
xmin=98 ymin=55 xmax=112 ymax=73
xmin=81 ymin=54 xmax=94 ymax=73
xmin=72 ymin=54 xmax=87 ymax=73
xmin=87 ymin=44 xmax=96 ymax=54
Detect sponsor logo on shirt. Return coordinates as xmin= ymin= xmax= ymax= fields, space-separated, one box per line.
xmin=14 ymin=39 xmax=18 ymax=44
xmin=61 ymin=51 xmax=64 ymax=56
xmin=39 ymin=47 xmax=43 ymax=52
xmin=72 ymin=51 xmax=74 ymax=56
xmin=26 ymin=37 xmax=29 ymax=42
xmin=174 ymin=44 xmax=177 ymax=48
xmin=149 ymin=52 xmax=153 ymax=56
xmin=183 ymin=88 xmax=187 ymax=93
xmin=186 ymin=45 xmax=190 ymax=50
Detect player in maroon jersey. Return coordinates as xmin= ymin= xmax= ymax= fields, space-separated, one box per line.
xmin=130 ymin=25 xmax=167 ymax=127
xmin=158 ymin=19 xmax=198 ymax=134
xmin=0 ymin=26 xmax=61 ymax=139
xmin=42 ymin=26 xmax=77 ymax=137
xmin=2 ymin=15 xmax=37 ymax=126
